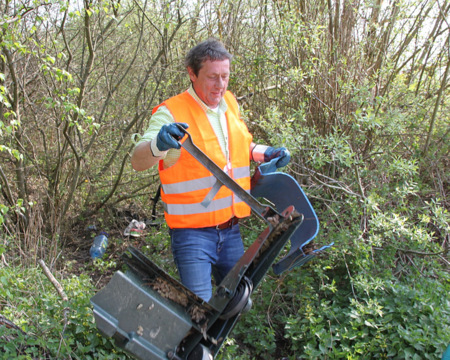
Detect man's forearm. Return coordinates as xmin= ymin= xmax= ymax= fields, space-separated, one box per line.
xmin=131 ymin=141 xmax=164 ymax=171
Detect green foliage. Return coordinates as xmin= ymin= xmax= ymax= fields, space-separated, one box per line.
xmin=140 ymin=223 xmax=178 ymax=277
xmin=225 ymin=258 xmax=449 ymax=359
xmin=216 ymin=337 xmax=253 ymax=360
xmin=0 ymin=266 xmax=128 ymax=359
xmin=0 ymin=1 xmax=449 ymax=359
xmin=284 ymin=272 xmax=450 ymax=359
xmin=236 ymin=306 xmax=278 ymax=356
xmin=221 ymin=74 xmax=449 ymax=358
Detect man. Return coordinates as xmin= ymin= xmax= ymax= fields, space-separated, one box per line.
xmin=131 ymin=38 xmax=290 ymax=302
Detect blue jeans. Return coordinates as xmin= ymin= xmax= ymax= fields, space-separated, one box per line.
xmin=170 ymin=224 xmax=244 ymax=302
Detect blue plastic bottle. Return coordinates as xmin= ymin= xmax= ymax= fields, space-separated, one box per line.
xmin=90 ymin=232 xmax=108 ymax=259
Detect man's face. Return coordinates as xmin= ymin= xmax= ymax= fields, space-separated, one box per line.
xmin=188 ymin=59 xmax=230 ymax=109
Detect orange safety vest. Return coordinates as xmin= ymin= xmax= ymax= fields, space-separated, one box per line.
xmin=153 ymin=90 xmax=253 ymax=229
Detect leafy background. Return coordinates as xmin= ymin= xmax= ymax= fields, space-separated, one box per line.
xmin=0 ymin=0 xmax=449 ymax=359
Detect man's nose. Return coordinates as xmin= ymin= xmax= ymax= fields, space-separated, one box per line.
xmin=216 ymin=77 xmax=225 ymax=87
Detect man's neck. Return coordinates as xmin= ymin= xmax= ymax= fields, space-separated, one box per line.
xmin=189 ymin=86 xmax=220 ymax=111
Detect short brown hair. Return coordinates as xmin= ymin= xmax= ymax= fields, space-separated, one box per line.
xmin=185 ymin=38 xmax=233 ymax=76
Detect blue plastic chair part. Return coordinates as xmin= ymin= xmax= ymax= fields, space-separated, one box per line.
xmin=251 ymin=158 xmax=330 ymax=274
xmin=442 ymin=343 xmax=450 ymax=360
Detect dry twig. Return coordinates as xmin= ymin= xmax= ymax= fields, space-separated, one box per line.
xmin=38 ymin=259 xmax=70 ymax=356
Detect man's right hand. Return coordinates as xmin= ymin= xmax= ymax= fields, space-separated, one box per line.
xmin=156 ymin=123 xmax=189 ymax=151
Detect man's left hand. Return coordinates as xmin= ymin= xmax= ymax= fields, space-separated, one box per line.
xmin=264 ymin=147 xmax=291 ymax=168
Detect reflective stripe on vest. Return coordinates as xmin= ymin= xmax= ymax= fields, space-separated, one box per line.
xmin=161 ymin=166 xmax=250 ymax=195
xmin=162 ymin=192 xmax=248 ymax=216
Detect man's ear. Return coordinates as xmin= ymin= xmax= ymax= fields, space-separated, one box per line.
xmin=187 ymin=67 xmax=197 ymax=82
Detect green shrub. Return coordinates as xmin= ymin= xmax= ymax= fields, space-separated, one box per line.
xmin=283 ymin=271 xmax=450 ymax=359
xmin=0 ymin=266 xmax=128 ymax=359
xmin=225 ymin=258 xmax=449 ymax=359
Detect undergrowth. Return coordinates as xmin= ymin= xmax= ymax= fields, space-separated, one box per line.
xmin=1 ymin=203 xmax=449 ymax=359
xmin=0 ymin=265 xmax=128 ymax=359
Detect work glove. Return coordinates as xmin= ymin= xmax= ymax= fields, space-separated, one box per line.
xmin=156 ymin=123 xmax=189 ymax=151
xmin=264 ymin=146 xmax=291 ymax=169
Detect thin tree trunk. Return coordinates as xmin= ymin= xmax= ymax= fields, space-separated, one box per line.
xmin=423 ymin=33 xmax=450 ymax=156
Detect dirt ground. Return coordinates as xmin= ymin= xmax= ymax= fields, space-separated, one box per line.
xmin=64 ymin=204 xmax=165 ymax=289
